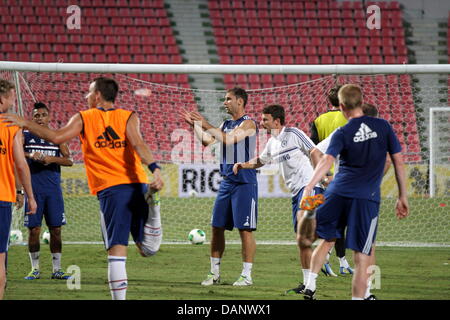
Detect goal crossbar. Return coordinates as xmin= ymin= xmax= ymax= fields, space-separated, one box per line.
xmin=1 ymin=61 xmax=450 ymax=74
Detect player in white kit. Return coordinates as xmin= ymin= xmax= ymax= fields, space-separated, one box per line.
xmin=233 ymin=104 xmax=325 ymax=294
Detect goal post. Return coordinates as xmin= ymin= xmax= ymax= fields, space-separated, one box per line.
xmin=429 ymin=107 xmax=450 ymax=198
xmin=1 ymin=62 xmax=449 ymax=247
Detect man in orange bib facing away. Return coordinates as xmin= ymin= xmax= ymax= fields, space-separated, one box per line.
xmin=1 ymin=77 xmax=163 ymax=300
xmin=0 ymin=79 xmax=36 ymax=300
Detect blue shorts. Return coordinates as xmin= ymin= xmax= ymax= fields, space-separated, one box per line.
xmin=97 ymin=183 xmax=149 ymax=250
xmin=291 ymin=186 xmax=324 ymax=232
xmin=211 ymin=179 xmax=258 ymax=231
xmin=316 ymin=191 xmax=380 ymax=255
xmin=24 ymin=190 xmax=66 ymax=228
xmin=0 ymin=201 xmax=13 ymax=253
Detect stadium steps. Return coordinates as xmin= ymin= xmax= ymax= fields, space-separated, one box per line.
xmin=406 ymin=17 xmax=448 ymax=155
xmin=165 ymin=0 xmax=227 ymax=126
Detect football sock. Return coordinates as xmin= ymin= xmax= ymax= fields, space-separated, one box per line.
xmin=302 ymin=269 xmax=310 ymax=284
xmin=210 ymin=257 xmax=221 ymax=277
xmin=339 ymin=257 xmax=350 ymax=268
xmin=29 ymin=251 xmax=40 ymax=270
xmin=242 ymin=262 xmax=253 ymax=278
xmin=108 ymin=256 xmax=127 ymax=300
xmin=305 ymin=272 xmax=318 ymax=292
xmin=142 ymin=204 xmax=162 ymax=255
xmin=325 ymin=251 xmax=331 ymax=264
xmin=51 ymin=253 xmax=62 ymax=272
xmin=352 ymin=297 xmax=364 ymax=300
xmin=365 ymin=280 xmax=372 ymax=299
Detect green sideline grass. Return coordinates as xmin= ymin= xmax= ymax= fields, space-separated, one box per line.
xmin=5 ymin=245 xmax=450 ymax=300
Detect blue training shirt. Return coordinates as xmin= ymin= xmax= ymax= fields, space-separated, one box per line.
xmin=220 ymin=115 xmax=257 ymax=183
xmin=23 ymin=130 xmax=62 ymax=192
xmin=325 ymin=116 xmax=401 ymax=202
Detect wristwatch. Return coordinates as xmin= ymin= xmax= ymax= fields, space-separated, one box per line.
xmin=16 ymin=189 xmax=24 ymax=195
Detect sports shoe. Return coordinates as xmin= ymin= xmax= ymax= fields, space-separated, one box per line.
xmin=51 ymin=269 xmax=72 ymax=280
xmin=303 ymin=289 xmax=316 ymax=300
xmin=321 ymin=263 xmax=338 ymax=277
xmin=339 ymin=266 xmax=354 ymax=275
xmin=365 ymin=294 xmax=377 ymax=300
xmin=233 ymin=274 xmax=253 ymax=286
xmin=284 ymin=283 xmax=305 ymax=295
xmin=24 ymin=269 xmax=40 ymax=280
xmin=201 ymin=272 xmax=220 ymax=286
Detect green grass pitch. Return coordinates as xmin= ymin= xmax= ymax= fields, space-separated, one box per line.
xmin=5 ymin=244 xmax=450 ymax=300
xmin=6 ymin=195 xmax=449 ymax=300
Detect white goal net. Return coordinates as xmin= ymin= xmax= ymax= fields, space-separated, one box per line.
xmin=1 ymin=65 xmax=449 ymax=247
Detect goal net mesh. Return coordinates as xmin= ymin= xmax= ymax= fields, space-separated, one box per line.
xmin=2 ymin=69 xmax=449 ymax=247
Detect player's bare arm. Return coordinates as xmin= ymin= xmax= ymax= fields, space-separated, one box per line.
xmin=35 ymin=143 xmax=73 ymax=167
xmin=390 ymin=152 xmax=409 ymax=219
xmin=12 ymin=130 xmax=36 ymax=215
xmin=189 ymin=111 xmax=256 ymax=146
xmin=1 ymin=112 xmax=83 ymax=145
xmin=302 ymin=154 xmax=335 ymax=199
xmin=126 ymin=112 xmax=163 ymax=191
xmin=233 ymin=157 xmax=265 ymax=175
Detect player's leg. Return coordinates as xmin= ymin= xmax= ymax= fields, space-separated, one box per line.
xmin=335 ymin=237 xmax=353 ymax=275
xmin=202 ymin=180 xmax=233 ymax=286
xmin=352 ymin=250 xmax=374 ymax=299
xmin=0 ymin=253 xmax=5 ymax=300
xmin=44 ymin=191 xmax=71 ymax=279
xmin=303 ymin=192 xmax=346 ymax=299
xmin=25 ymin=227 xmax=41 ymax=280
xmin=0 ymin=201 xmax=13 ymax=299
xmin=24 ymin=194 xmax=43 ymax=280
xmin=364 ymin=245 xmax=377 ymax=299
xmin=345 ymin=199 xmax=379 ymax=300
xmin=231 ymin=182 xmax=257 ymax=286
xmin=137 ymin=186 xmax=162 ymax=256
xmin=234 ymin=229 xmax=255 ymax=286
xmin=98 ymin=184 xmax=135 ymax=300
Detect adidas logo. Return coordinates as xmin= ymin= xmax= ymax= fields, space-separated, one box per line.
xmin=0 ymin=139 xmax=6 ymax=155
xmin=94 ymin=126 xmax=127 ymax=149
xmin=353 ymin=123 xmax=378 ymax=143
xmin=29 ymin=139 xmax=36 ymax=143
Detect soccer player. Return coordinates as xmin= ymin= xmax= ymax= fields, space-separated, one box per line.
xmin=301 ymin=84 xmax=409 ymax=300
xmin=0 ymin=79 xmax=36 ymax=299
xmin=181 ymin=87 xmax=258 ymax=286
xmin=310 ymin=84 xmax=352 ymax=277
xmin=22 ymin=102 xmax=74 ymax=281
xmin=312 ymin=103 xmax=390 ymax=299
xmin=232 ymin=104 xmax=324 ymax=295
xmin=1 ymin=77 xmax=164 ymax=300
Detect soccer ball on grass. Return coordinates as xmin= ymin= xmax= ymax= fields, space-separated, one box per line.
xmin=9 ymin=230 xmax=23 ymax=244
xmin=42 ymin=230 xmax=50 ymax=244
xmin=188 ymin=229 xmax=206 ymax=245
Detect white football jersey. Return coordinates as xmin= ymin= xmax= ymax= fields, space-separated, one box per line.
xmin=259 ymin=127 xmax=319 ymax=196
xmin=316 ymin=128 xmax=340 ymax=175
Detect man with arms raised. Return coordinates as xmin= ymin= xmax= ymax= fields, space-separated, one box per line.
xmin=2 ymin=77 xmax=163 ymax=300
xmin=182 ymin=87 xmax=258 ymax=286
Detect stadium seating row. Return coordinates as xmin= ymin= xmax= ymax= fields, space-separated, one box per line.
xmin=219 ymin=55 xmax=408 ymax=65
xmin=2 ymin=0 xmax=165 ymax=9
xmin=212 ymin=27 xmax=405 ymax=38
xmin=1 ymin=43 xmax=180 ymax=55
xmin=1 ymin=34 xmax=177 ymax=46
xmin=209 ymin=10 xmax=403 ymax=22
xmin=2 ymin=52 xmax=183 ymax=64
xmin=214 ymin=36 xmax=407 ymax=49
xmin=216 ymin=45 xmax=407 ymax=57
xmin=209 ymin=0 xmax=401 ymax=10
